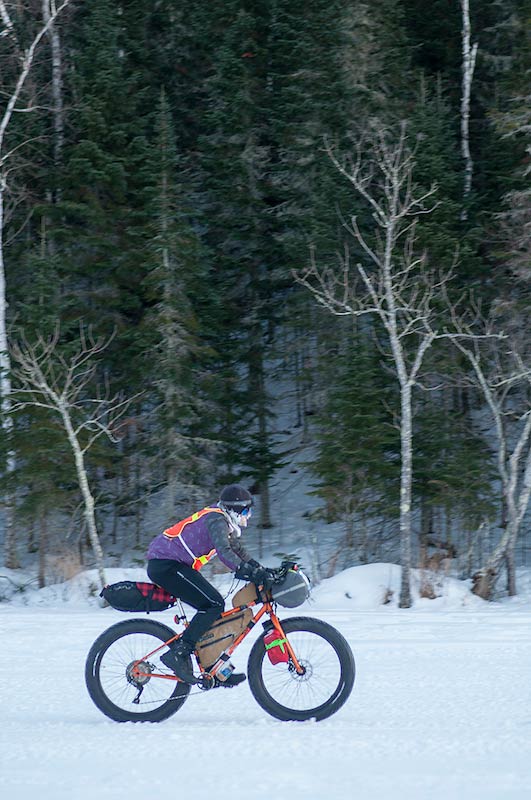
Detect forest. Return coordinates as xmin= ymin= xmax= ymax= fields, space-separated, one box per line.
xmin=0 ymin=1 xmax=529 ymax=607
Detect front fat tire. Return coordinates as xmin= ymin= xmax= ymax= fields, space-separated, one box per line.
xmin=247 ymin=616 xmax=355 ymax=722
xmin=85 ymin=618 xmax=190 ymax=723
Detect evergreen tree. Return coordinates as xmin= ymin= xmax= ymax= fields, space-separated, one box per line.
xmin=139 ymin=90 xmax=214 ymax=516
xmin=308 ymin=328 xmax=400 ymax=567
xmin=196 ymin=2 xmax=286 ymax=524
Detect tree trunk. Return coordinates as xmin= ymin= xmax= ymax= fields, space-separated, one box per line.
xmin=0 ymin=180 xmax=18 ymax=568
xmin=359 ymin=510 xmax=368 ymax=564
xmin=471 ymin=567 xmax=497 ymax=600
xmin=60 ymin=405 xmax=106 ymax=589
xmin=460 ymin=0 xmax=478 ymax=220
xmin=0 ymin=1 xmax=71 ymax=569
xmin=506 ymin=548 xmax=516 ymax=596
xmin=399 ymin=383 xmax=413 ymax=608
xmin=419 ymin=502 xmax=436 ymax=599
xmin=259 ymin=476 xmax=272 ymax=531
xmin=38 ymin=512 xmax=48 ymax=589
xmin=42 ymin=1 xmax=65 ymax=183
xmin=472 ymin=436 xmax=531 ymax=599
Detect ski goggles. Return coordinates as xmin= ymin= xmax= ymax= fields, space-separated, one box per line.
xmin=239 ymin=506 xmax=253 ymax=518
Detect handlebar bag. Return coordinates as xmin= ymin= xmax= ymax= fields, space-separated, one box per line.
xmin=271 ymin=569 xmax=310 ymax=608
xmin=100 ymin=581 xmax=177 ymax=613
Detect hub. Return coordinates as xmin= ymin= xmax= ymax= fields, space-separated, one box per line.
xmin=126 ymin=660 xmax=152 ymax=687
xmin=289 ymin=659 xmax=311 ymax=681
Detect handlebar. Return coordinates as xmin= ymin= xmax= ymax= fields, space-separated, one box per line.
xmin=269 ymin=560 xmax=300 ymax=585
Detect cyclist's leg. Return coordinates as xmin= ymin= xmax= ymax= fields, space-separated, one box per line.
xmin=147 ymin=559 xmax=224 ymax=646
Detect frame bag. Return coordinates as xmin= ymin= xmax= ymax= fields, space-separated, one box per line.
xmin=100 ymin=581 xmax=176 ymax=613
xmin=196 ymin=609 xmax=253 ymax=667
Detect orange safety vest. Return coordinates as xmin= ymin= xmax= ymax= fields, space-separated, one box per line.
xmin=163 ymin=506 xmax=225 ymax=571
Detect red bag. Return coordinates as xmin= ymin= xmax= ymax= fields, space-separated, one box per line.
xmin=263 ymin=629 xmax=289 ymax=664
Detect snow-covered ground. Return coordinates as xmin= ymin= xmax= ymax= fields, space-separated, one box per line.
xmin=2 ymin=564 xmax=531 ymax=800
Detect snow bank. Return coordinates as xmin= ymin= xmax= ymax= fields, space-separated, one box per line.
xmin=4 ymin=561 xmax=531 ymax=612
xmin=0 ymin=563 xmax=531 ymax=612
xmin=308 ymin=563 xmax=487 ymax=611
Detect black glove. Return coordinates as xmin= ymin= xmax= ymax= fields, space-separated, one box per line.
xmin=235 ymin=561 xmax=275 ymax=589
xmin=235 ymin=559 xmax=261 ymax=581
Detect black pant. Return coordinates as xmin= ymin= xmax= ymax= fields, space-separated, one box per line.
xmin=147 ymin=559 xmax=224 ymax=647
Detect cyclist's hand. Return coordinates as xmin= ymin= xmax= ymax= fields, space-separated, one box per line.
xmin=235 ymin=561 xmax=276 ymax=589
xmin=235 ymin=559 xmax=261 ymax=582
xmin=250 ymin=566 xmax=274 ymax=589
xmin=261 ymin=567 xmax=279 ymax=589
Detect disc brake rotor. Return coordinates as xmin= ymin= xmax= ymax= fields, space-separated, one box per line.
xmin=289 ymin=659 xmax=312 ymax=681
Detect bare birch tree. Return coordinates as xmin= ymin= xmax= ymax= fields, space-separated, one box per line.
xmin=298 ymin=124 xmax=473 ymax=607
xmin=453 ymin=332 xmax=531 ymax=599
xmin=0 ymin=0 xmax=71 ymax=567
xmin=9 ymin=326 xmax=133 ymax=590
xmin=460 ymin=0 xmax=478 ymax=220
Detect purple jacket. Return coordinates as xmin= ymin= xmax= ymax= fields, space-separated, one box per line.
xmin=147 ymin=506 xmax=252 ymax=572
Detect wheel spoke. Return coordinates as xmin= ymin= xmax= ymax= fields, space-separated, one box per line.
xmin=98 ymin=633 xmax=176 ymax=711
xmin=247 ymin=617 xmax=355 ymax=722
xmin=85 ymin=620 xmax=190 ymax=722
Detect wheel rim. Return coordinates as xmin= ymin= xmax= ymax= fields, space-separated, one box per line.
xmin=96 ymin=631 xmax=184 ymax=715
xmin=260 ymin=630 xmax=343 ymax=714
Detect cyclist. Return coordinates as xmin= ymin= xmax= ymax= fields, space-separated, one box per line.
xmin=146 ymin=484 xmax=273 ymax=686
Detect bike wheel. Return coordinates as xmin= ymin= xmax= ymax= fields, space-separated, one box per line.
xmin=247 ymin=616 xmax=355 ymax=722
xmin=85 ymin=618 xmax=190 ymax=723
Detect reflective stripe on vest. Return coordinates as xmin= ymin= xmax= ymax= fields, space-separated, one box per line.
xmin=163 ymin=507 xmax=225 ymax=571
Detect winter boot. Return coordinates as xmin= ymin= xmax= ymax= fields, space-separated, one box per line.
xmin=160 ymin=639 xmax=196 ymax=684
xmin=214 ymin=672 xmax=247 ymax=688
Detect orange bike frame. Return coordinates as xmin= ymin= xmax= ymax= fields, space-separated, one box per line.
xmin=131 ymin=597 xmax=304 ymax=683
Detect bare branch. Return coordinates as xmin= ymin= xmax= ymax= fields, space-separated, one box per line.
xmin=9 ymin=323 xmax=135 ymax=589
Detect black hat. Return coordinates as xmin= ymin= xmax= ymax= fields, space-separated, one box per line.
xmin=218 ymin=484 xmax=253 ymax=510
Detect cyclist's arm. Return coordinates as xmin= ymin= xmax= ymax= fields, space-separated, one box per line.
xmin=205 ymin=513 xmax=254 ymax=571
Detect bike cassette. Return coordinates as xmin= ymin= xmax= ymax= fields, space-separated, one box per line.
xmin=126 ymin=659 xmax=153 ymax=687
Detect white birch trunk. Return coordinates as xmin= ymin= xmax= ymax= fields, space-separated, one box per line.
xmin=479 ymin=418 xmax=531 ymax=595
xmin=59 ymin=402 xmax=106 ymax=589
xmin=460 ymin=0 xmax=478 ymax=220
xmin=398 ymin=382 xmax=413 ymax=607
xmin=460 ymin=345 xmax=531 ymax=599
xmin=0 ymin=1 xmax=71 ymax=565
xmin=298 ymin=126 xmax=448 ymax=604
xmin=380 ymin=167 xmax=415 ymax=609
xmin=42 ymin=0 xmax=65 ymax=196
xmin=0 ymin=178 xmax=17 ymax=566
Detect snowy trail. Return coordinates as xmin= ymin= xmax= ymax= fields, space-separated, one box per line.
xmin=2 ymin=606 xmax=531 ymax=800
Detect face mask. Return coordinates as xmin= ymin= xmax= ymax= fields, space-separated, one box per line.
xmin=237 ymin=506 xmax=252 ymax=527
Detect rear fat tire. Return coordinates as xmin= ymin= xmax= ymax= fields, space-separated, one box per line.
xmin=247 ymin=616 xmax=355 ymax=722
xmin=85 ymin=618 xmax=190 ymax=723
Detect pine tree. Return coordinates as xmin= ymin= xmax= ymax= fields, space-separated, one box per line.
xmin=308 ymin=328 xmax=400 ymax=568
xmin=196 ymin=1 xmax=286 ymax=524
xmin=138 ymin=90 xmax=214 ymax=517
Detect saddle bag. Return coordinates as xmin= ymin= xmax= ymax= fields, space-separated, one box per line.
xmin=196 ymin=609 xmax=253 ymax=667
xmin=100 ymin=581 xmax=177 ymax=613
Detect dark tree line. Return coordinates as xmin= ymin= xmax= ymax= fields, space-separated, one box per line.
xmin=0 ymin=1 xmax=529 ymax=599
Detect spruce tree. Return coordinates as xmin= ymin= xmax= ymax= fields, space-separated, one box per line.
xmin=138 ymin=90 xmax=214 ymax=517
xmin=309 ymin=328 xmax=400 ymax=568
